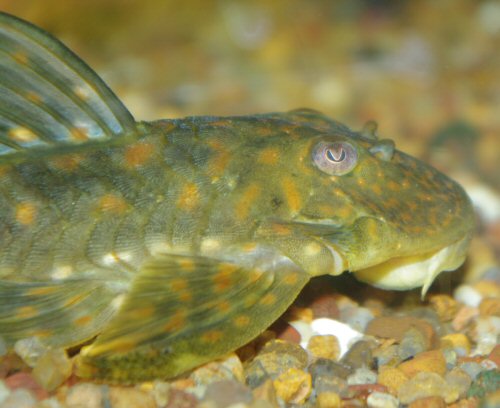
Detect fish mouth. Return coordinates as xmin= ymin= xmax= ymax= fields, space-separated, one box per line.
xmin=351 ymin=234 xmax=472 ymax=297
xmin=290 ymin=212 xmax=473 ymax=296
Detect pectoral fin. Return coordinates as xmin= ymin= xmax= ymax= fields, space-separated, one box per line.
xmin=77 ymin=251 xmax=308 ymax=382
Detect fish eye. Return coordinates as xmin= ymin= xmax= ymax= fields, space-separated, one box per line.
xmin=312 ymin=141 xmax=358 ymax=175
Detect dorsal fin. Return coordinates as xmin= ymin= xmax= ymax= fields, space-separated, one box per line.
xmin=0 ymin=12 xmax=136 ymax=159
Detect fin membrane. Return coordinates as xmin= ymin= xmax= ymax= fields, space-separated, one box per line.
xmin=0 ymin=12 xmax=136 ymax=159
xmin=0 ymin=278 xmax=119 ymax=348
xmin=78 ymin=252 xmax=309 ymax=382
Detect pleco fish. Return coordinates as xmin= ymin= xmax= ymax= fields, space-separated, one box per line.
xmin=0 ymin=13 xmax=475 ymax=382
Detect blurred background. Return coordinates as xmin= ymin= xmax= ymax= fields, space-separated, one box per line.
xmin=1 ymin=0 xmax=499 ymax=278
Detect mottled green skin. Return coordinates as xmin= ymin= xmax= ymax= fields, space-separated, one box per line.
xmin=0 ymin=12 xmax=475 ymax=382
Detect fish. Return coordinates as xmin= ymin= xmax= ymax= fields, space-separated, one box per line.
xmin=0 ymin=12 xmax=475 ymax=382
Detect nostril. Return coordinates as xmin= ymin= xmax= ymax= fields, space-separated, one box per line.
xmin=369 ymin=139 xmax=395 ymax=162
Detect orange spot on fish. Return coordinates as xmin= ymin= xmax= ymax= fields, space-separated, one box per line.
xmin=260 ymin=293 xmax=276 ymax=306
xmin=207 ymin=140 xmax=231 ymax=178
xmin=26 ymin=286 xmax=56 ymax=296
xmin=371 ymin=184 xmax=382 ymax=196
xmin=233 ymin=315 xmax=250 ymax=328
xmin=12 ymin=51 xmax=28 ymax=64
xmin=16 ymin=306 xmax=37 ymax=319
xmin=129 ymin=306 xmax=156 ymax=319
xmin=0 ymin=165 xmax=11 ymax=177
xmin=164 ymin=310 xmax=186 ymax=332
xmin=178 ymin=290 xmax=192 ymax=303
xmin=124 ymin=142 xmax=155 ymax=167
xmin=170 ymin=278 xmax=188 ymax=292
xmin=8 ymin=127 xmax=37 ymax=142
xmin=387 ymin=180 xmax=399 ymax=191
xmin=178 ymin=258 xmax=196 ymax=272
xmin=218 ymin=300 xmax=231 ymax=313
xmin=283 ymin=272 xmax=299 ymax=285
xmin=201 ymin=330 xmax=223 ymax=342
xmin=235 ymin=183 xmax=261 ymax=220
xmin=98 ymin=194 xmax=129 ymax=214
xmin=70 ymin=127 xmax=89 ymax=141
xmin=15 ymin=202 xmax=37 ymax=225
xmin=63 ymin=295 xmax=83 ymax=308
xmin=50 ymin=154 xmax=83 ymax=171
xmin=213 ymin=264 xmax=238 ymax=292
xmin=282 ymin=176 xmax=302 ymax=214
xmin=25 ymin=91 xmax=42 ymax=104
xmin=177 ymin=182 xmax=200 ymax=211
xmin=75 ymin=315 xmax=93 ymax=326
xmin=258 ymin=147 xmax=280 ymax=165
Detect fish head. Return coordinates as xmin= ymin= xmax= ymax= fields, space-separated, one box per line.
xmin=227 ymin=110 xmax=475 ymax=294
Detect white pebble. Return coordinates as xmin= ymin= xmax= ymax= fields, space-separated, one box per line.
xmin=14 ymin=337 xmax=48 ymax=367
xmin=367 ymin=391 xmax=399 ymax=408
xmin=347 ymin=367 xmax=378 ymax=385
xmin=309 ymin=318 xmax=365 ymax=357
xmin=454 ymin=285 xmax=483 ymax=308
xmin=0 ymin=389 xmax=36 ymax=408
xmin=0 ymin=381 xmax=11 ymax=405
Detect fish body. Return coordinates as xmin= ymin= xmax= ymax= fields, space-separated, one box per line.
xmin=0 ymin=13 xmax=475 ymax=382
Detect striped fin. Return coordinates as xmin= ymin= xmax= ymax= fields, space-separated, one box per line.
xmin=0 ymin=279 xmax=119 ymax=348
xmin=77 ymin=250 xmax=309 ymax=382
xmin=0 ymin=13 xmax=136 ymax=160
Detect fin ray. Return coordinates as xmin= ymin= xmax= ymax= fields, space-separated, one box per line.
xmin=0 ymin=12 xmax=136 ymax=160
xmin=0 ymin=278 xmax=120 ymax=348
xmin=78 ymin=251 xmax=309 ymax=381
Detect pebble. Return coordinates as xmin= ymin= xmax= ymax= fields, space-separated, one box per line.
xmin=0 ymin=388 xmax=37 ymax=408
xmin=4 ymin=372 xmax=48 ymax=401
xmin=341 ymin=340 xmax=375 ymax=370
xmin=313 ymin=375 xmax=350 ymax=398
xmin=366 ymin=391 xmax=399 ymax=408
xmin=307 ymin=335 xmax=340 ymax=360
xmin=480 ymin=389 xmax=500 ymax=408
xmin=151 ymin=382 xmax=170 ymax=408
xmin=315 ymin=391 xmax=341 ymax=408
xmin=398 ymin=349 xmax=447 ymax=378
xmin=398 ymin=327 xmax=428 ymax=360
xmin=458 ymin=361 xmax=484 ymax=381
xmin=272 ymin=367 xmax=311 ymax=404
xmin=341 ymin=306 xmax=374 ymax=332
xmin=488 ymin=344 xmax=500 ymax=366
xmin=252 ymin=379 xmax=278 ymax=406
xmin=440 ymin=333 xmax=471 ymax=356
xmin=346 ymin=367 xmax=377 ymax=385
xmin=309 ymin=318 xmax=365 ymax=357
xmin=191 ymin=353 xmax=245 ymax=386
xmin=445 ymin=368 xmax=472 ymax=400
xmin=245 ymin=341 xmax=308 ymax=388
xmin=365 ymin=317 xmax=436 ymax=348
xmin=454 ymin=285 xmax=483 ymax=308
xmin=467 ymin=369 xmax=500 ymax=399
xmin=109 ymin=387 xmax=156 ymax=408
xmin=13 ymin=338 xmax=47 ymax=368
xmin=203 ymin=380 xmax=252 ymax=407
xmin=308 ymin=358 xmax=352 ymax=381
xmin=162 ymin=388 xmax=198 ymax=408
xmin=408 ymin=396 xmax=446 ymax=408
xmin=309 ymin=294 xmax=340 ymax=319
xmin=472 ymin=316 xmax=500 ymax=355
xmin=398 ymin=372 xmax=455 ymax=404
xmin=0 ymin=382 xmax=8 ymax=406
xmin=373 ymin=344 xmax=400 ymax=367
xmin=377 ymin=366 xmax=408 ymax=395
xmin=428 ymin=294 xmax=458 ymax=322
xmin=32 ymin=349 xmax=72 ymax=392
xmin=452 ymin=306 xmax=479 ymax=331
xmin=442 ymin=348 xmax=458 ymax=370
xmin=479 ymin=297 xmax=500 ymax=316
xmin=65 ymin=383 xmax=104 ymax=408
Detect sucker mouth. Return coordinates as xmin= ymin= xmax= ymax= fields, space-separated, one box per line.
xmin=351 ymin=234 xmax=472 ymax=298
